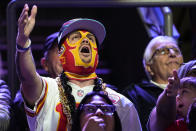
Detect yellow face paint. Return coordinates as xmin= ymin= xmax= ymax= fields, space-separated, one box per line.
xmin=59 ymin=30 xmax=98 ymax=80
xmin=67 ymin=31 xmax=97 ymax=68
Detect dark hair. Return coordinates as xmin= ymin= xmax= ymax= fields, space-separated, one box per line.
xmin=187 ymin=99 xmax=196 ymax=131
xmin=60 ymin=72 xmax=105 ymax=126
xmin=180 ymin=77 xmax=196 ymax=90
xmin=178 ymin=60 xmax=196 ymax=79
xmin=71 ymin=91 xmax=122 ymax=131
xmin=43 ymin=32 xmax=58 ymax=54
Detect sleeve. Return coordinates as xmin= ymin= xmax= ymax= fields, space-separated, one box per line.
xmin=22 ymin=77 xmax=57 ymax=131
xmin=0 ymin=80 xmax=11 ymax=131
xmin=106 ymin=88 xmax=142 ymax=131
xmin=119 ymin=97 xmax=142 ymax=131
xmin=23 ymin=77 xmax=48 ymax=117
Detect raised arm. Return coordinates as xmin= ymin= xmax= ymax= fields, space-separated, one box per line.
xmin=15 ymin=4 xmax=42 ymax=106
xmin=149 ymin=70 xmax=180 ymax=131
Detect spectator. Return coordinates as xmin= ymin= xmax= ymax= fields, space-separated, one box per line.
xmin=72 ymin=91 xmax=122 ymax=131
xmin=40 ymin=32 xmax=63 ymax=78
xmin=122 ymin=36 xmax=183 ymax=131
xmin=149 ymin=73 xmax=196 ymax=131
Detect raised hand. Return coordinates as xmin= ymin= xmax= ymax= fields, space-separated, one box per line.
xmin=166 ymin=70 xmax=180 ymax=97
xmin=82 ymin=116 xmax=105 ymax=131
xmin=16 ymin=4 xmax=37 ymax=46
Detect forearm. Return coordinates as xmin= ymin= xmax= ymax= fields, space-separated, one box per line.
xmin=149 ymin=90 xmax=176 ymax=131
xmin=154 ymin=90 xmax=176 ymax=130
xmin=15 ymin=42 xmax=38 ymax=84
xmin=15 ymin=40 xmax=42 ymax=105
xmin=156 ymin=90 xmax=176 ymax=120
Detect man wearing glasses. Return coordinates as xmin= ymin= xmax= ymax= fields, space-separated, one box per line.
xmin=122 ymin=36 xmax=183 ymax=131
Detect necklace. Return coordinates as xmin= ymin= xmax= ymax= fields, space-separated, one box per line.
xmin=56 ymin=76 xmax=107 ymax=130
xmin=56 ymin=77 xmax=72 ymax=130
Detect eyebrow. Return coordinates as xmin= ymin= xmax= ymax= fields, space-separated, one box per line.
xmin=69 ymin=31 xmax=81 ymax=37
xmin=87 ymin=33 xmax=95 ymax=37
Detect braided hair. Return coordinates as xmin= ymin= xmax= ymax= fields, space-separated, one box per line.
xmin=59 ymin=72 xmax=104 ymax=124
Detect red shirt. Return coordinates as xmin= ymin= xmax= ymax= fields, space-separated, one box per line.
xmin=166 ymin=119 xmax=188 ymax=131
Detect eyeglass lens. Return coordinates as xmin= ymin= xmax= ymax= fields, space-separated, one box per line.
xmin=82 ymin=104 xmax=115 ymax=115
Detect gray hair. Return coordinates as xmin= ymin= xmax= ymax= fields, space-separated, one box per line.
xmin=143 ymin=36 xmax=178 ymax=80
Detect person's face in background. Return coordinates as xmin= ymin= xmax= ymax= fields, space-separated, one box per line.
xmin=41 ymin=43 xmax=63 ymax=78
xmin=147 ymin=42 xmax=183 ymax=84
xmin=80 ymin=95 xmax=115 ymax=131
xmin=176 ymin=85 xmax=196 ymax=120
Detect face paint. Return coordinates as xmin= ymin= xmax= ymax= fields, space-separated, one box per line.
xmin=59 ymin=30 xmax=98 ymax=80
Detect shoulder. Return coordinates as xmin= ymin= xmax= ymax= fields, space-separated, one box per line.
xmin=105 ymin=87 xmax=134 ymax=107
xmin=41 ymin=76 xmax=58 ymax=89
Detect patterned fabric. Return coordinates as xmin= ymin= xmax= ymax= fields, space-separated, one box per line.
xmin=0 ymin=80 xmax=11 ymax=131
xmin=24 ymin=76 xmax=142 ymax=131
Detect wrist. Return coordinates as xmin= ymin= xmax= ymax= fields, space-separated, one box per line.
xmin=16 ymin=39 xmax=31 ymax=53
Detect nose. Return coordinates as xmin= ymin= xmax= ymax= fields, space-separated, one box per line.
xmin=82 ymin=38 xmax=89 ymax=44
xmin=95 ymin=108 xmax=104 ymax=116
xmin=168 ymin=48 xmax=176 ymax=57
xmin=176 ymin=94 xmax=181 ymax=103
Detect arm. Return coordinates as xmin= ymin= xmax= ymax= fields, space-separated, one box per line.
xmin=149 ymin=70 xmax=179 ymax=131
xmin=15 ymin=4 xmax=42 ymax=106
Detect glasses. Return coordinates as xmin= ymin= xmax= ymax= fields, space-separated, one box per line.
xmin=80 ymin=104 xmax=115 ymax=115
xmin=150 ymin=47 xmax=181 ymax=61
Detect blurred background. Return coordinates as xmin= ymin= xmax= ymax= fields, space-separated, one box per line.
xmin=0 ymin=0 xmax=195 ymax=98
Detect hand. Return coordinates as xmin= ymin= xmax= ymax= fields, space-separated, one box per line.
xmin=82 ymin=116 xmax=105 ymax=131
xmin=16 ymin=4 xmax=37 ymax=46
xmin=166 ymin=70 xmax=180 ymax=97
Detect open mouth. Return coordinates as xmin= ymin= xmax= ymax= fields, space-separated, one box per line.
xmin=81 ymin=46 xmax=90 ymax=53
xmin=79 ymin=45 xmax=91 ymax=57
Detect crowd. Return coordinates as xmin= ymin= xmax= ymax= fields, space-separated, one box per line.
xmin=0 ymin=4 xmax=195 ymax=131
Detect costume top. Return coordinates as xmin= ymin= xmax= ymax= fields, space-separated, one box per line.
xmin=24 ymin=76 xmax=142 ymax=131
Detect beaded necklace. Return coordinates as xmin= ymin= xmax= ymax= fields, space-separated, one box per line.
xmin=56 ymin=76 xmax=107 ymax=130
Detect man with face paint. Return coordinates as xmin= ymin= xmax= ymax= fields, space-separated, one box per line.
xmin=15 ymin=4 xmax=142 ymax=131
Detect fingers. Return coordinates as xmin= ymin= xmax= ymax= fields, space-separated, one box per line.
xmin=84 ymin=116 xmax=105 ymax=131
xmin=173 ymin=70 xmax=180 ymax=83
xmin=166 ymin=70 xmax=180 ymax=97
xmin=18 ymin=4 xmax=29 ymax=26
xmin=17 ymin=4 xmax=37 ymax=45
xmin=30 ymin=5 xmax=37 ymax=20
